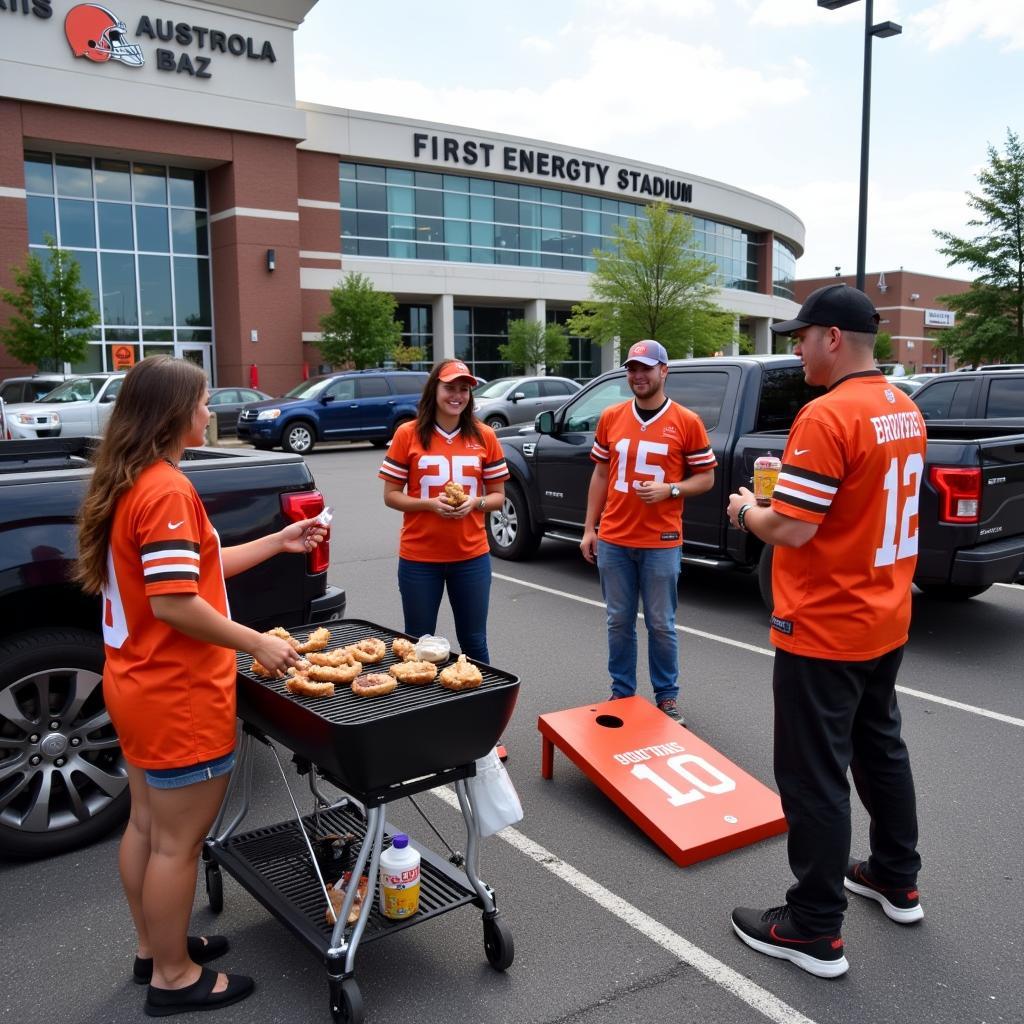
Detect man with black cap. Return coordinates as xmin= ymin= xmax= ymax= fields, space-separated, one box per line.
xmin=725 ymin=284 xmax=925 ymax=978
xmin=581 ymin=339 xmax=717 ymax=723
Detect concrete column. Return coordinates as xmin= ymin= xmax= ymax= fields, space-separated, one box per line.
xmin=433 ymin=294 xmax=455 ymax=361
xmin=523 ymin=299 xmax=546 ymax=373
xmin=728 ymin=315 xmax=741 ymax=356
xmin=753 ymin=317 xmax=773 ymax=355
xmin=601 ymin=338 xmax=620 ymax=375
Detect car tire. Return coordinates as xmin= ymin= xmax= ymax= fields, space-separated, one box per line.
xmin=282 ymin=420 xmax=316 ymax=454
xmin=371 ymin=417 xmax=414 ymax=449
xmin=487 ymin=482 xmax=542 ymax=560
xmin=0 ymin=627 xmax=129 ymax=859
xmin=915 ymin=582 xmax=992 ymax=601
xmin=484 ymin=415 xmax=508 ymax=430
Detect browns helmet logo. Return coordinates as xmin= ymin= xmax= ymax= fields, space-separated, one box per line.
xmin=65 ymin=4 xmax=145 ymax=67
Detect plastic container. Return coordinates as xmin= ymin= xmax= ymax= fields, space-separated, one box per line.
xmin=414 ymin=634 xmax=450 ymax=663
xmin=379 ymin=834 xmax=421 ymax=919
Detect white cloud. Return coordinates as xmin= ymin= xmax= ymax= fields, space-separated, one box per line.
xmin=911 ymin=0 xmax=1024 ymax=51
xmin=296 ymin=32 xmax=807 ymax=149
xmin=520 ymin=35 xmax=554 ymax=53
xmin=749 ymin=0 xmax=859 ymax=29
xmin=596 ymin=0 xmax=714 ymax=18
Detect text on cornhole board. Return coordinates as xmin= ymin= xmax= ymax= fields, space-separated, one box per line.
xmin=538 ymin=696 xmax=786 ymax=867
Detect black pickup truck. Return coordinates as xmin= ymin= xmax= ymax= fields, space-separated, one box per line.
xmin=0 ymin=437 xmax=345 ymax=859
xmin=487 ymin=355 xmax=1024 ymax=606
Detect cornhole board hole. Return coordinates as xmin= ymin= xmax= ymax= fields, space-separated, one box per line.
xmin=538 ymin=696 xmax=786 ymax=867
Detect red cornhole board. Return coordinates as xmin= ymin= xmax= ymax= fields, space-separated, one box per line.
xmin=539 ymin=697 xmax=786 ymax=867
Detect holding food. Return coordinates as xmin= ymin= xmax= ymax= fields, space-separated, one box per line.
xmin=388 ymin=660 xmax=438 ymax=685
xmin=439 ymin=653 xmax=483 ymax=691
xmin=351 ymin=673 xmax=398 ymax=697
xmin=441 ymin=481 xmax=468 ymax=507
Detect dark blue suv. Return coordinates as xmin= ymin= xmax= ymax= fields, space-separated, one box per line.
xmin=236 ymin=369 xmax=429 ymax=454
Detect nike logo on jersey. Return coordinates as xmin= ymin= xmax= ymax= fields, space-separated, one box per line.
xmin=794 ymin=449 xmax=811 ymax=456
xmin=167 ymin=520 xmax=185 ymax=530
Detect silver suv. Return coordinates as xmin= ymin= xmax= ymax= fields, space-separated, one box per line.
xmin=473 ymin=376 xmax=581 ymax=429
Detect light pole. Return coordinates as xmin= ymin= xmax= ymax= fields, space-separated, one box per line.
xmin=818 ymin=0 xmax=902 ymax=292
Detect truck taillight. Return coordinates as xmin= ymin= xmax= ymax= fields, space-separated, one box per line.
xmin=281 ymin=490 xmax=330 ymax=573
xmin=929 ymin=466 xmax=981 ymax=524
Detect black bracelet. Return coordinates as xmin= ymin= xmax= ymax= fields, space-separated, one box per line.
xmin=737 ymin=503 xmax=753 ymax=533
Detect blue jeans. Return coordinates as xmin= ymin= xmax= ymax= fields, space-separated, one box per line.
xmin=397 ymin=553 xmax=492 ymax=662
xmin=596 ymin=540 xmax=680 ymax=702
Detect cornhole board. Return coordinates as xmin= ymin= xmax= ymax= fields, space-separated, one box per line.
xmin=539 ymin=696 xmax=786 ymax=867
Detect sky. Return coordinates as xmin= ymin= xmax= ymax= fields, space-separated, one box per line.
xmin=292 ymin=0 xmax=1023 ymax=284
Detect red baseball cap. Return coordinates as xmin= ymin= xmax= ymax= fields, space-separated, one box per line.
xmin=437 ymin=360 xmax=480 ymax=385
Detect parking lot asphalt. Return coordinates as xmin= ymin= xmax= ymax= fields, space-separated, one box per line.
xmin=2 ymin=443 xmax=1022 ymax=1024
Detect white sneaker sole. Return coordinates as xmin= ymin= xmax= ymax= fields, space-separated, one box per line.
xmin=731 ymin=921 xmax=849 ymax=978
xmin=844 ymin=875 xmax=924 ymax=924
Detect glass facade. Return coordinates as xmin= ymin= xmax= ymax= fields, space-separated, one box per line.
xmin=339 ymin=163 xmax=759 ymax=290
xmin=396 ymin=303 xmax=434 ymax=366
xmin=24 ymin=151 xmax=212 ymax=372
xmin=546 ymin=308 xmax=599 ymax=382
xmin=772 ymin=237 xmax=797 ymax=300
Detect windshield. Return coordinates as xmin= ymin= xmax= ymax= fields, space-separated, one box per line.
xmin=474 ymin=378 xmax=523 ymax=399
xmin=283 ymin=377 xmax=332 ymax=400
xmin=39 ymin=377 xmax=104 ymax=403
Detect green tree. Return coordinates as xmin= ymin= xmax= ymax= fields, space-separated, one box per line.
xmin=317 ymin=272 xmax=402 ymax=369
xmin=933 ymin=128 xmax=1024 ymax=364
xmin=567 ymin=203 xmax=734 ymax=358
xmin=874 ymin=330 xmax=893 ymax=362
xmin=390 ymin=341 xmax=425 ymax=367
xmin=0 ymin=235 xmax=97 ymax=371
xmin=499 ymin=319 xmax=570 ymax=373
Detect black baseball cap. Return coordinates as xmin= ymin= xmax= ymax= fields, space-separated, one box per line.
xmin=771 ymin=283 xmax=880 ymax=336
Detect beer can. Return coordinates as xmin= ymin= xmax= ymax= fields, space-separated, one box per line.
xmin=753 ymin=455 xmax=781 ymax=506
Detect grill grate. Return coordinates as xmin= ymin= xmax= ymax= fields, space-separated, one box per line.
xmin=236 ymin=619 xmax=518 ymax=726
xmin=217 ymin=805 xmax=476 ymax=949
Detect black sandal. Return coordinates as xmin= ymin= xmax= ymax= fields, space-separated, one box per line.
xmin=145 ymin=966 xmax=254 ymax=1017
xmin=133 ymin=936 xmax=229 ymax=984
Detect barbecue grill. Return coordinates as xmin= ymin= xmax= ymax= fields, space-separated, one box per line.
xmin=202 ymin=619 xmax=520 ymax=1024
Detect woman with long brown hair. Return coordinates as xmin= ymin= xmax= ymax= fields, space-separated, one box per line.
xmin=76 ymin=356 xmax=326 ymax=1016
xmin=378 ymin=359 xmax=508 ymax=663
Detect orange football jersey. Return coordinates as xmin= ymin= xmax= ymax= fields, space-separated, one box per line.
xmin=379 ymin=421 xmax=509 ymax=561
xmin=770 ymin=372 xmax=927 ymax=660
xmin=101 ymin=461 xmax=237 ymax=769
xmin=591 ymin=399 xmax=716 ymax=548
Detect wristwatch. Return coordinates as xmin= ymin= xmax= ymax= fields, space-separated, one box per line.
xmin=669 ymin=484 xmax=681 ymax=499
xmin=477 ymin=496 xmax=487 ymax=511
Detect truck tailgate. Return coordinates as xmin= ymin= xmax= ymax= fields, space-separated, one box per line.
xmin=978 ymin=435 xmax=1024 ymax=541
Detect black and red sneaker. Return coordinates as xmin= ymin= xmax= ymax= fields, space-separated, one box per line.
xmin=731 ymin=905 xmax=849 ymax=978
xmin=844 ymin=860 xmax=923 ymax=924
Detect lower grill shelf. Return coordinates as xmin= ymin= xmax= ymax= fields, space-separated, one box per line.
xmin=209 ymin=805 xmax=478 ymax=960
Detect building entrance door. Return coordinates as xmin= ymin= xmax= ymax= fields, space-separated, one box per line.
xmin=179 ymin=344 xmax=212 ymax=381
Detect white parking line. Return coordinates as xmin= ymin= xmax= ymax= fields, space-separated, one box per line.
xmin=431 ymin=786 xmax=818 ymax=1024
xmin=493 ymin=572 xmax=1024 ymax=729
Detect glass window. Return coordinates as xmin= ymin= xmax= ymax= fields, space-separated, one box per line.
xmin=388 ymin=186 xmax=415 ymax=215
xmin=70 ymin=251 xmax=99 ymax=311
xmin=138 ymin=255 xmax=173 ymax=325
xmin=356 ymin=164 xmax=386 ymax=182
xmin=359 ymin=238 xmax=387 ymax=257
xmin=470 ymin=195 xmax=493 ymax=222
xmin=58 ymin=199 xmax=95 ymax=248
xmin=914 ymin=380 xmax=964 ymax=420
xmin=386 ymin=167 xmax=415 ymax=186
xmin=443 ymin=174 xmax=468 ymax=192
xmin=136 ymin=206 xmax=169 ymax=252
xmin=357 ymin=212 xmax=387 ymax=239
xmin=356 ymin=181 xmax=386 ymax=209
xmin=564 ymin=378 xmax=632 ymax=431
xmin=133 ymin=164 xmax=167 ymax=205
xmin=142 ymin=343 xmax=174 ymax=360
xmin=24 ymin=152 xmax=53 ymax=194
xmin=339 ymin=162 xmax=357 ymax=180
xmin=469 ymin=178 xmax=493 ymax=195
xmin=100 ymin=252 xmax=138 ymax=325
xmin=170 ymin=208 xmax=208 ymax=255
xmin=209 ymin=389 xmax=239 ymax=405
xmin=416 ymin=188 xmax=443 ymax=218
xmin=514 ymin=381 xmax=541 ymax=398
xmin=169 ymin=167 xmax=206 ymax=208
xmin=415 ymin=171 xmax=442 ymax=190
xmin=95 ymin=159 xmax=132 ymax=201
xmin=985 ymin=379 xmax=1024 ymax=417
xmin=755 ymin=367 xmax=823 ymax=431
xmin=27 ymin=196 xmax=56 ymax=245
xmin=142 ymin=328 xmax=174 ymax=343
xmin=390 ymin=372 xmax=429 ymax=394
xmin=98 ymin=202 xmax=134 ymax=250
xmin=541 ymin=379 xmax=575 ymax=396
xmin=173 ymin=257 xmax=211 ymax=326
xmin=55 ymin=155 xmax=92 ymax=198
xmin=325 ymin=377 xmax=355 ymax=400
xmin=444 ymin=191 xmax=469 ymax=219
xmin=355 ymin=377 xmax=389 ymax=398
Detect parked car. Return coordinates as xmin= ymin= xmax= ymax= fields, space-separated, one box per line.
xmin=207 ymin=386 xmax=270 ymax=437
xmin=472 ymin=376 xmax=581 ymax=429
xmin=236 ymin=369 xmax=429 ymax=453
xmin=0 ymin=374 xmax=66 ymax=405
xmin=890 ymin=378 xmax=923 ymax=396
xmin=912 ymin=367 xmax=1024 ymax=425
xmin=1 ymin=373 xmax=124 ymax=439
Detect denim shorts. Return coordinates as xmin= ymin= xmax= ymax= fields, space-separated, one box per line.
xmin=145 ymin=751 xmax=236 ymax=790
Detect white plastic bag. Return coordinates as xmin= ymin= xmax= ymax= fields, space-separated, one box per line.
xmin=466 ymin=747 xmax=523 ymax=837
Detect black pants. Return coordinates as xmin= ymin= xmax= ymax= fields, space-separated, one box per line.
xmin=773 ymin=646 xmax=921 ymax=935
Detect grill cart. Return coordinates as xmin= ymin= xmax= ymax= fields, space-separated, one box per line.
xmin=202 ymin=619 xmax=520 ymax=1024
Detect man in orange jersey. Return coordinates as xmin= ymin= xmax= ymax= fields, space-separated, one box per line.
xmin=581 ymin=340 xmax=716 ymax=724
xmin=726 ymin=284 xmax=925 ymax=979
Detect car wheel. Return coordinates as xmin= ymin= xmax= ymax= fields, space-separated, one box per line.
xmin=485 ymin=416 xmax=508 ymax=430
xmin=282 ymin=420 xmax=316 ymax=454
xmin=487 ymin=482 xmax=542 ymax=560
xmin=0 ymin=628 xmax=129 ymax=859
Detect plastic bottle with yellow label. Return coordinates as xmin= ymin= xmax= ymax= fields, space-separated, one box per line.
xmin=379 ymin=834 xmax=421 ymax=920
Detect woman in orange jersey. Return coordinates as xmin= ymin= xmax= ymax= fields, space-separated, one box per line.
xmin=75 ymin=356 xmax=326 ymax=1017
xmin=379 ymin=359 xmax=509 ymax=663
